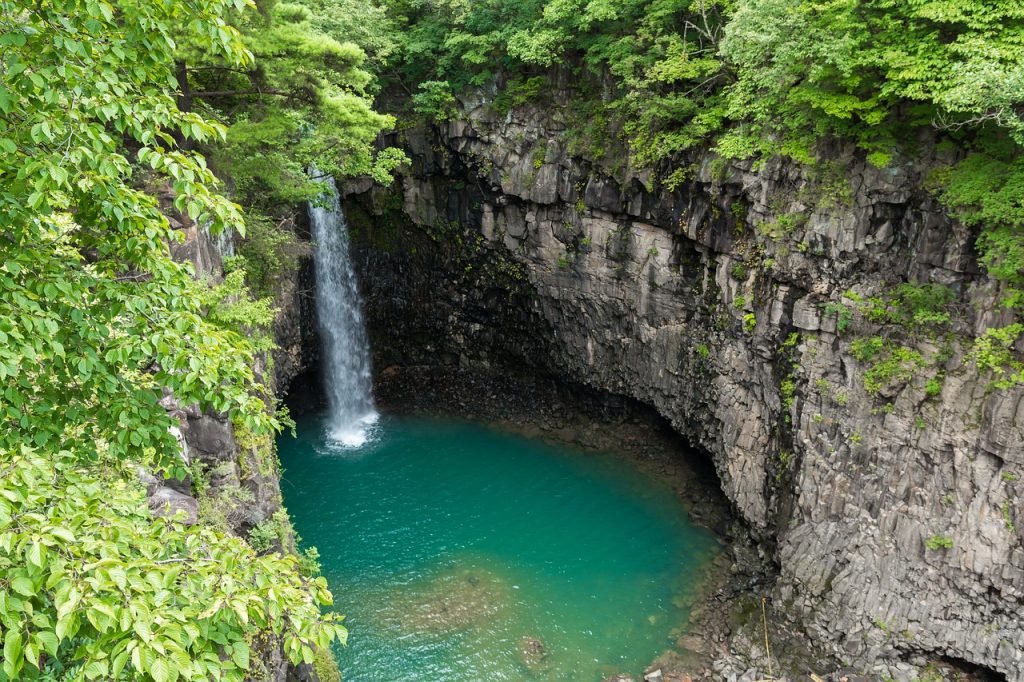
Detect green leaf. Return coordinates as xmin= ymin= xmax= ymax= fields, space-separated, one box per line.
xmin=4 ymin=630 xmax=23 ymax=673
xmin=23 ymin=641 xmax=39 ymax=669
xmin=150 ymin=656 xmax=170 ymax=682
xmin=26 ymin=541 xmax=44 ymax=568
xmin=231 ymin=641 xmax=249 ymax=670
xmin=112 ymin=649 xmax=130 ymax=677
xmin=10 ymin=576 xmax=33 ymax=597
xmin=33 ymin=631 xmax=58 ymax=657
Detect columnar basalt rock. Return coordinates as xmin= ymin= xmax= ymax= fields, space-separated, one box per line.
xmin=345 ymin=94 xmax=1024 ymax=679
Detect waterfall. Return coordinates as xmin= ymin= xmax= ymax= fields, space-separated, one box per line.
xmin=309 ymin=173 xmax=378 ymax=448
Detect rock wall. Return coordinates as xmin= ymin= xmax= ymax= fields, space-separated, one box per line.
xmin=344 ymin=91 xmax=1024 ymax=679
xmin=154 ymin=205 xmax=320 ymax=682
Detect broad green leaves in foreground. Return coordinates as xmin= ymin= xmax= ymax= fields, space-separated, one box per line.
xmin=0 ymin=0 xmax=277 ymax=472
xmin=0 ymin=447 xmax=346 ymax=681
xmin=1 ymin=0 xmax=346 ymax=678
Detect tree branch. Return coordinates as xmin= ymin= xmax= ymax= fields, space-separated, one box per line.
xmin=191 ymin=89 xmax=297 ymax=99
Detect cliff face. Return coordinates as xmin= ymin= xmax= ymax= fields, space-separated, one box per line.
xmin=345 ymin=92 xmax=1024 ymax=679
xmin=155 ymin=208 xmax=320 ymax=682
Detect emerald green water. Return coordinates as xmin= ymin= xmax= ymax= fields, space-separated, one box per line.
xmin=278 ymin=413 xmax=718 ymax=681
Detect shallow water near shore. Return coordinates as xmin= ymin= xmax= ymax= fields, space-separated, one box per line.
xmin=278 ymin=413 xmax=719 ymax=681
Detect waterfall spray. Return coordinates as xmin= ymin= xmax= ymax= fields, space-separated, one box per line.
xmin=309 ymin=173 xmax=377 ymax=448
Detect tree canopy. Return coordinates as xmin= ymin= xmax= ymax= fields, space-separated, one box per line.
xmin=377 ymin=0 xmax=1024 ymax=380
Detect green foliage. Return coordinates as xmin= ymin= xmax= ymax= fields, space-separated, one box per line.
xmin=849 ymin=340 xmax=925 ymax=395
xmin=924 ymin=534 xmax=954 ymax=551
xmin=411 ymin=80 xmax=458 ymax=120
xmin=302 ymin=0 xmax=401 ymax=67
xmin=299 ymin=546 xmax=325 ymax=579
xmin=829 ymin=284 xmax=955 ymax=353
xmin=493 ymin=76 xmax=550 ymax=115
xmin=774 ymin=450 xmax=793 ymax=482
xmin=824 ymin=301 xmax=853 ymax=333
xmin=313 ymin=646 xmax=343 ymax=682
xmin=862 ymin=346 xmax=925 ymax=395
xmin=850 ymin=336 xmax=886 ymax=363
xmin=756 ymin=211 xmax=807 ymax=240
xmin=719 ymin=0 xmax=1024 ymax=161
xmin=248 ymin=514 xmax=287 ymax=554
xmin=0 ymin=447 xmax=345 ymax=681
xmin=969 ymin=324 xmax=1024 ymax=389
xmin=0 ymin=0 xmax=277 ymax=477
xmin=382 ymin=0 xmax=732 ymax=163
xmin=198 ymin=269 xmax=278 ymax=353
xmin=1002 ymin=501 xmax=1016 ymax=533
xmin=935 ymin=145 xmax=1024 ymax=306
xmin=742 ymin=312 xmax=756 ymax=333
xmin=184 ymin=0 xmax=407 ymax=207
xmin=0 ymin=1 xmax=345 ymax=678
xmin=233 ymin=212 xmax=310 ymax=297
xmin=854 ymin=284 xmax=955 ymax=329
xmin=780 ymin=378 xmax=796 ymax=409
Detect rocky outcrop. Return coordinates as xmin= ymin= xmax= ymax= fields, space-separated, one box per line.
xmin=152 ymin=208 xmax=322 ymax=681
xmin=272 ymin=255 xmax=318 ymax=391
xmin=344 ymin=89 xmax=1024 ymax=679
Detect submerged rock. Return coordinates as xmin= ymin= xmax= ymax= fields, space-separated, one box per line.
xmin=379 ymin=562 xmax=513 ymax=636
xmin=517 ymin=635 xmax=548 ymax=672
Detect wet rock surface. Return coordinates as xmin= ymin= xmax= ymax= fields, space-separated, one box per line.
xmin=341 ymin=90 xmax=1024 ymax=679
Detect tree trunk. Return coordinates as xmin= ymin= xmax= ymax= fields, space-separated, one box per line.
xmin=175 ymin=59 xmax=193 ymax=151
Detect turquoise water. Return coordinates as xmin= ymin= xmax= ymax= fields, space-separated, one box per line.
xmin=278 ymin=413 xmax=718 ymax=681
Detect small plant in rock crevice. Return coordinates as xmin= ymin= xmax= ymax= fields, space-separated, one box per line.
xmin=743 ymin=312 xmax=757 ymax=333
xmin=1002 ymin=501 xmax=1017 ymax=533
xmin=925 ymin=534 xmax=954 ymax=550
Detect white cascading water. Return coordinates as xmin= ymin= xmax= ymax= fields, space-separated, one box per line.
xmin=309 ymin=173 xmax=378 ymax=448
